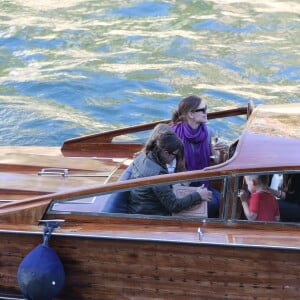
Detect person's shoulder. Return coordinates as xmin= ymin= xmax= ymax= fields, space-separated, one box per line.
xmin=171 ymin=122 xmax=180 ymax=132
xmin=134 ymin=152 xmax=163 ymax=177
xmin=144 ymin=158 xmax=162 ymax=176
xmin=250 ymin=192 xmax=260 ymax=201
xmin=207 ymin=125 xmax=214 ymax=142
xmin=265 ymin=191 xmax=277 ymax=201
xmin=256 ymin=191 xmax=271 ymax=197
xmin=258 ymin=191 xmax=277 ymax=203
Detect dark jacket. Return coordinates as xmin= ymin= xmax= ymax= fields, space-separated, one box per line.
xmin=278 ymin=174 xmax=300 ymax=222
xmin=285 ymin=174 xmax=300 ymax=204
xmin=128 ymin=152 xmax=202 ymax=215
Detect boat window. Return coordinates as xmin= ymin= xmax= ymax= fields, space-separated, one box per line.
xmin=47 ymin=175 xmax=230 ymax=221
xmin=233 ymin=171 xmax=300 ymax=225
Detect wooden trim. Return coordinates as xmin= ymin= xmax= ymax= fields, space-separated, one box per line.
xmin=61 ymin=106 xmax=248 ymax=151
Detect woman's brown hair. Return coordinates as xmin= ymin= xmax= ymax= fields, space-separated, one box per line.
xmin=171 ymin=95 xmax=202 ymax=123
xmin=145 ymin=125 xmax=185 ymax=172
xmin=282 ymin=174 xmax=296 ymax=194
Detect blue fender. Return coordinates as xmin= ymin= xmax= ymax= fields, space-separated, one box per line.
xmin=17 ymin=244 xmax=65 ymax=300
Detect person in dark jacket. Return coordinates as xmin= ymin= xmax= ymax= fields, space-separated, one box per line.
xmin=128 ymin=130 xmax=212 ymax=215
xmin=269 ymin=173 xmax=300 ymax=222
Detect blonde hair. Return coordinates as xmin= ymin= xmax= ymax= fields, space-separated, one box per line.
xmin=245 ymin=174 xmax=269 ymax=187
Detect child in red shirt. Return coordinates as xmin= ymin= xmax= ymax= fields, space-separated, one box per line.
xmin=239 ymin=175 xmax=280 ymax=221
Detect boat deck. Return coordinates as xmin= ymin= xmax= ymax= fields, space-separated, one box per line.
xmin=0 ymin=146 xmax=132 ymax=200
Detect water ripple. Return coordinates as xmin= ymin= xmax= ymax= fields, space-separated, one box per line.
xmin=0 ymin=0 xmax=299 ymax=146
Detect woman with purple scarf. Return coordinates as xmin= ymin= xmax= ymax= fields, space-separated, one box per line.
xmin=171 ymin=95 xmax=229 ymax=217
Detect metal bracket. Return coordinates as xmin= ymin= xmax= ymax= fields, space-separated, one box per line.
xmin=197 ymin=227 xmax=204 ymax=240
xmin=38 ymin=168 xmax=69 ymax=176
xmin=39 ymin=219 xmax=65 ymax=246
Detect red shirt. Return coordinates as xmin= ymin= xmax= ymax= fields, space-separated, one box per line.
xmin=249 ymin=191 xmax=280 ymax=221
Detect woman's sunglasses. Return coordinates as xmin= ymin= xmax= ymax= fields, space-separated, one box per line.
xmin=165 ymin=150 xmax=179 ymax=157
xmin=193 ymin=105 xmax=207 ymax=113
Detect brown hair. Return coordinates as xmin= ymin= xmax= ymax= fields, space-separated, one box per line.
xmin=145 ymin=125 xmax=185 ymax=172
xmin=144 ymin=123 xmax=174 ymax=154
xmin=282 ymin=174 xmax=296 ymax=194
xmin=171 ymin=95 xmax=203 ymax=123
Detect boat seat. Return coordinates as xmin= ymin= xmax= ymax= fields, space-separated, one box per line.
xmin=101 ymin=165 xmax=132 ymax=213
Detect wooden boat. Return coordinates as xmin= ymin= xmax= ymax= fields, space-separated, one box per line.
xmin=0 ymin=102 xmax=299 ymax=299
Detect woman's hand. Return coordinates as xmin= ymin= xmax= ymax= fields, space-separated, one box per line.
xmin=211 ymin=137 xmax=229 ymax=163
xmin=267 ymin=187 xmax=285 ymax=200
xmin=196 ymin=184 xmax=212 ymax=202
xmin=213 ymin=141 xmax=229 ymax=154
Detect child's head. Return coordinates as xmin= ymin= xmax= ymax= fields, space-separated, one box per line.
xmin=245 ymin=174 xmax=269 ymax=193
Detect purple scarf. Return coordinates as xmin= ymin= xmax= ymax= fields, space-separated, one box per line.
xmin=172 ymin=121 xmax=210 ymax=171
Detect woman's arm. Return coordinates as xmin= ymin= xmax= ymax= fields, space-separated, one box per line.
xmin=152 ymin=184 xmax=202 ymax=213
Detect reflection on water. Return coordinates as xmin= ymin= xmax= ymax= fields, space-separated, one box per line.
xmin=0 ymin=0 xmax=299 ymax=146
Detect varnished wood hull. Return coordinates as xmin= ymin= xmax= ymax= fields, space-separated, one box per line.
xmin=1 ymin=230 xmax=299 ymax=299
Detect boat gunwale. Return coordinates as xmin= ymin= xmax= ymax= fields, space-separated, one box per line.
xmin=1 ymin=226 xmax=300 ymax=251
xmin=1 ymin=165 xmax=299 ymax=209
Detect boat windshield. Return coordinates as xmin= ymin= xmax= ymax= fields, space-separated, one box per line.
xmin=47 ymin=171 xmax=300 ymax=227
xmin=48 ymin=176 xmax=228 ymax=221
